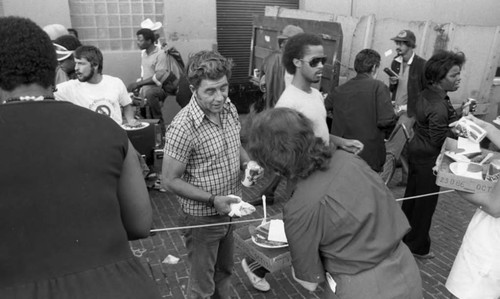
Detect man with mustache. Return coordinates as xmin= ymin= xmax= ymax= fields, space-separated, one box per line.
xmin=55 ymin=45 xmax=137 ymax=126
xmin=388 ymin=29 xmax=427 ymax=186
xmin=389 ymin=29 xmax=427 ymax=117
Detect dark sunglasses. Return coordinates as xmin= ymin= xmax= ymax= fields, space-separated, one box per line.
xmin=301 ymin=56 xmax=327 ymax=67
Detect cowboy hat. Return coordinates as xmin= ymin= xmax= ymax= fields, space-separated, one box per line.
xmin=141 ymin=18 xmax=162 ymax=31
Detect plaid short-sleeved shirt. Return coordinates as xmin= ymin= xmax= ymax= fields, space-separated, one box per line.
xmin=164 ymin=96 xmax=242 ymax=216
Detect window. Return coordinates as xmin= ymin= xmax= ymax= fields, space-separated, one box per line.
xmin=69 ymin=0 xmax=163 ymax=51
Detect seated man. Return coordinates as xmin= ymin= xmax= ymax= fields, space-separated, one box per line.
xmin=55 ymin=45 xmax=137 ymax=126
xmin=127 ymin=28 xmax=169 ymax=132
xmin=54 ymin=34 xmax=81 ymax=84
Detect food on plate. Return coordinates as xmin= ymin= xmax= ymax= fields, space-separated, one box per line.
xmin=121 ymin=122 xmax=149 ymax=130
xmin=250 ymin=221 xmax=288 ymax=248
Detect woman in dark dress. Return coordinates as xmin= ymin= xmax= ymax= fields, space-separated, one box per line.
xmin=0 ymin=16 xmax=161 ymax=298
xmin=402 ymin=50 xmax=466 ymax=259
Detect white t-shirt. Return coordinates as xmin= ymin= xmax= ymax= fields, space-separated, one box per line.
xmin=446 ymin=209 xmax=500 ymax=298
xmin=55 ymin=75 xmax=132 ymax=125
xmin=276 ymin=84 xmax=329 ymax=144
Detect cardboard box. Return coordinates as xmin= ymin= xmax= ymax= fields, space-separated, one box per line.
xmin=435 ymin=138 xmax=499 ymax=193
xmin=233 ymin=225 xmax=291 ymax=273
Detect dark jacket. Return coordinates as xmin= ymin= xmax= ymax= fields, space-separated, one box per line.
xmin=390 ymin=54 xmax=427 ymax=117
xmin=329 ymin=73 xmax=397 ymax=172
xmin=408 ymin=85 xmax=459 ymax=164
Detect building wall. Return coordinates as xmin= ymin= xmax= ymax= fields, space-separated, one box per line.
xmin=302 ymin=0 xmax=500 ymax=27
xmin=2 ymin=0 xmax=217 ymax=86
xmin=3 ymin=0 xmax=71 ymax=28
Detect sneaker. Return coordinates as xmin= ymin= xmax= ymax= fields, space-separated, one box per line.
xmin=241 ymin=258 xmax=270 ymax=292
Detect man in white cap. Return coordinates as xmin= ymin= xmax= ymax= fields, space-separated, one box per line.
xmin=140 ymin=18 xmax=163 ymax=48
xmin=54 ymin=34 xmax=82 ymax=84
xmin=43 ymin=24 xmax=69 ymax=41
xmin=127 ymin=28 xmax=169 ymax=131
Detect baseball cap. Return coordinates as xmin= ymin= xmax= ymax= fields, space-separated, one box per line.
xmin=278 ymin=25 xmax=304 ymax=40
xmin=391 ymin=30 xmax=416 ymax=44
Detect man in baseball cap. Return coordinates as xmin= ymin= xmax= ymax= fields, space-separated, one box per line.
xmin=278 ymin=24 xmax=304 ymax=41
xmin=388 ymin=29 xmax=427 ymax=186
xmin=391 ymin=29 xmax=416 ymax=47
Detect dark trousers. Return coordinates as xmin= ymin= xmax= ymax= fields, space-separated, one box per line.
xmin=401 ymin=159 xmax=440 ymax=255
xmin=144 ymin=87 xmax=167 ymax=135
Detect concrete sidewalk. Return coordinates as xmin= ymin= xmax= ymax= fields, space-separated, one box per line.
xmin=131 ymin=167 xmax=476 ymax=298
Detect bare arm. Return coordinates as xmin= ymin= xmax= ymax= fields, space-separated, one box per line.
xmin=457 ymin=180 xmax=500 ymax=217
xmin=452 ymin=115 xmax=500 ymax=217
xmin=330 ymin=135 xmax=364 ymax=155
xmin=161 ymin=155 xmax=240 ymax=214
xmin=240 ymin=145 xmax=251 ymax=170
xmin=117 ymin=141 xmax=153 ymax=240
xmin=122 ymin=104 xmax=138 ymax=125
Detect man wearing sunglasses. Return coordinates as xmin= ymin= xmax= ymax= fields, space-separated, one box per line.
xmin=327 ymin=49 xmax=397 ymax=173
xmin=241 ymin=32 xmax=364 ymax=293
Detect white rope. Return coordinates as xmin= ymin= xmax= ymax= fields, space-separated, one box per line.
xmin=150 ymin=189 xmax=456 ymax=232
xmin=150 ymin=217 xmax=264 ymax=232
xmin=395 ymin=189 xmax=455 ymax=202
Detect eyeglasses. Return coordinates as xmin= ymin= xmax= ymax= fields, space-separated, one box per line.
xmin=301 ymin=56 xmax=327 ymax=67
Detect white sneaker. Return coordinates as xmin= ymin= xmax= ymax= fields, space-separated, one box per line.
xmin=241 ymin=258 xmax=270 ymax=292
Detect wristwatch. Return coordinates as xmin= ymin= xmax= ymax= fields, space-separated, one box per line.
xmin=208 ymin=194 xmax=216 ymax=208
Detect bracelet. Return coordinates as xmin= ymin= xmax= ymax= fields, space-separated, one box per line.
xmin=208 ymin=194 xmax=216 ymax=208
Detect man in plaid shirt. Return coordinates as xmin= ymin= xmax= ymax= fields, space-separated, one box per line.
xmin=162 ymin=50 xmax=259 ymax=298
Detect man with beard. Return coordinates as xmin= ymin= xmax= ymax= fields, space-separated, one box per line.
xmin=55 ymin=45 xmax=137 ymax=125
xmin=388 ymin=30 xmax=427 ymax=186
xmin=389 ymin=29 xmax=427 ymax=117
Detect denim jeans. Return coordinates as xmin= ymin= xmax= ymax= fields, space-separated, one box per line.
xmin=182 ymin=211 xmax=234 ymax=299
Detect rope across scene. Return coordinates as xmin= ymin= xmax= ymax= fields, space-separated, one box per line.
xmin=149 ymin=189 xmax=456 ymax=233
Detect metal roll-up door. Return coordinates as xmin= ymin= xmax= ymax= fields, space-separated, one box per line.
xmin=216 ymin=0 xmax=299 ymax=84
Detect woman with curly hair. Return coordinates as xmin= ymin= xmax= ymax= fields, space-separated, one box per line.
xmin=246 ymin=108 xmax=422 ymax=298
xmin=0 ymin=16 xmax=160 ymax=298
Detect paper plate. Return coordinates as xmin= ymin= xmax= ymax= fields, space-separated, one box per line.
xmin=444 ymin=151 xmax=470 ymax=163
xmin=251 ymin=235 xmax=288 ymax=249
xmin=250 ymin=221 xmax=288 ymax=249
xmin=449 ymin=162 xmax=483 ymax=180
xmin=121 ymin=121 xmax=150 ymax=131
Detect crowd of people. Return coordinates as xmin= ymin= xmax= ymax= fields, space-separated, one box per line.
xmin=1 ymin=14 xmax=499 ymax=299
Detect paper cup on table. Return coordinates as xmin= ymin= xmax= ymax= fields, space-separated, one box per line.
xmin=242 ymin=161 xmax=261 ymax=187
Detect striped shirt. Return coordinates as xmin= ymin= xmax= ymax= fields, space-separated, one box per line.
xmin=164 ymin=96 xmax=242 ymax=216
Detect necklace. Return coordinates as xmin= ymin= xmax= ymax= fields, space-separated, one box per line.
xmin=3 ymin=95 xmax=55 ymax=104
